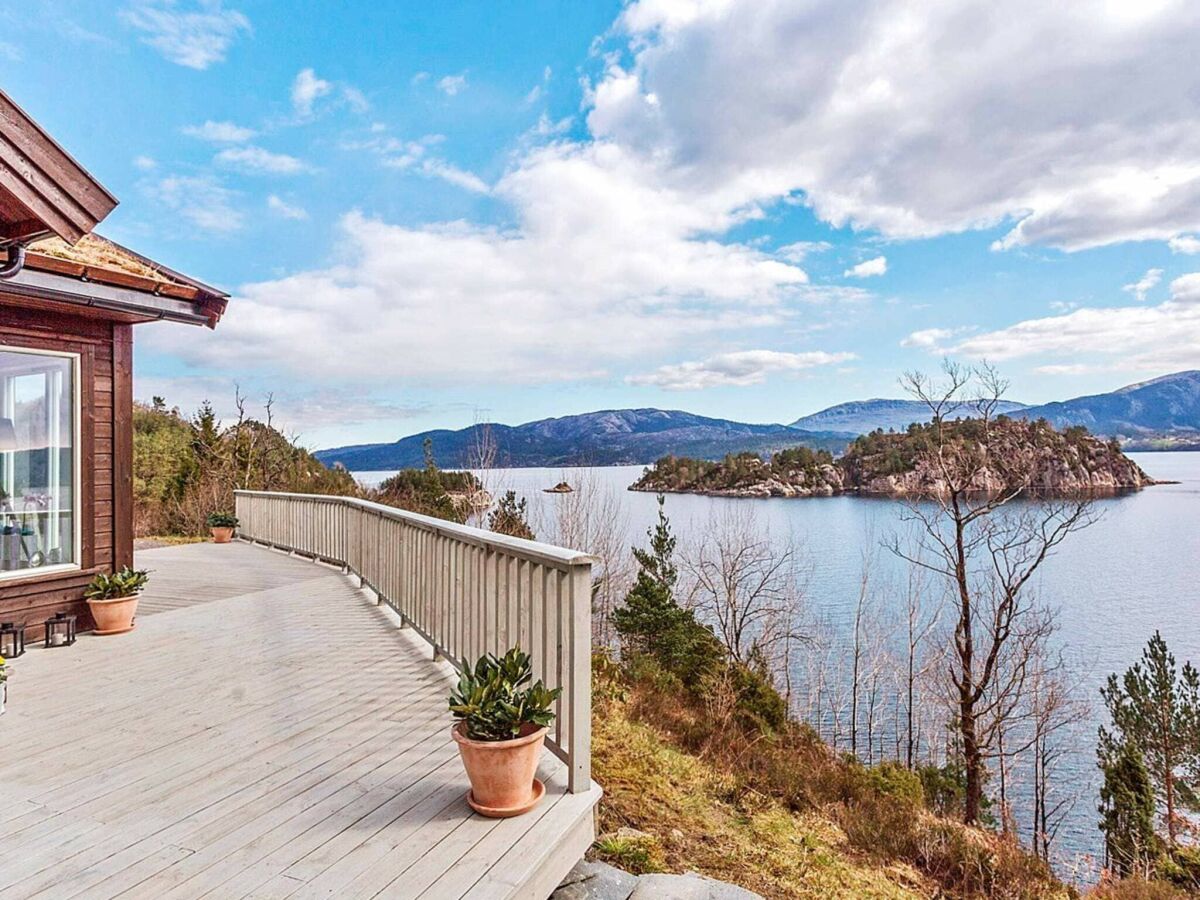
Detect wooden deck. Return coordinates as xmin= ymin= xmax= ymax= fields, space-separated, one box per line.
xmin=0 ymin=541 xmax=600 ymax=900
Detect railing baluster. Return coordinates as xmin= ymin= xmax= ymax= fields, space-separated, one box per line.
xmin=233 ymin=489 xmax=594 ymax=792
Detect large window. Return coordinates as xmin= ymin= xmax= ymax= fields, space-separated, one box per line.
xmin=0 ymin=347 xmax=78 ymax=577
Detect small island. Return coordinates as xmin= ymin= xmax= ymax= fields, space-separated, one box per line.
xmin=543 ymin=481 xmax=574 ymax=493
xmin=631 ymin=417 xmax=1157 ymax=498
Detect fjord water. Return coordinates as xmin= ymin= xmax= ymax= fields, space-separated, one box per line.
xmin=355 ymin=452 xmax=1200 ymax=872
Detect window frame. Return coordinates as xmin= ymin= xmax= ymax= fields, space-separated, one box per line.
xmin=0 ymin=344 xmax=82 ymax=583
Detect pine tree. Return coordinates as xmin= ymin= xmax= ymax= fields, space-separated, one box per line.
xmin=1099 ymin=631 xmax=1200 ymax=844
xmin=488 ymin=491 xmax=535 ymax=541
xmin=612 ymin=496 xmax=720 ymax=682
xmin=1099 ymin=738 xmax=1158 ymax=877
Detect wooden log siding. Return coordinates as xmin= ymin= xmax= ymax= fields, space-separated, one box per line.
xmin=234 ymin=489 xmax=596 ymax=793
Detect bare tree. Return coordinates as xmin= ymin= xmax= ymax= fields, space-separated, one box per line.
xmin=889 ymin=361 xmax=1100 ymax=825
xmin=681 ymin=506 xmax=808 ymax=682
xmin=541 ymin=468 xmax=631 ymax=647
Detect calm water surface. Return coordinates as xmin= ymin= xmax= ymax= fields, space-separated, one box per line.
xmin=356 ymin=453 xmax=1200 ymax=873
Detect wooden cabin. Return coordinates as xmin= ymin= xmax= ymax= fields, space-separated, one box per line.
xmin=0 ymin=89 xmax=227 ymax=638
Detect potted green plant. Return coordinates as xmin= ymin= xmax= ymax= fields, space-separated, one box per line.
xmin=84 ymin=567 xmax=149 ymax=635
xmin=448 ymin=647 xmax=561 ymax=817
xmin=207 ymin=512 xmax=239 ymax=544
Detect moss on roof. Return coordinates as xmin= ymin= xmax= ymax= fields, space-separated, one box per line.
xmin=27 ymin=234 xmax=173 ymax=283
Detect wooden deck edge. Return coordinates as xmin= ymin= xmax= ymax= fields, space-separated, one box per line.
xmin=509 ymin=784 xmax=602 ymax=900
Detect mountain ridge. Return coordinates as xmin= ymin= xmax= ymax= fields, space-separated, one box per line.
xmin=315 ymin=371 xmax=1200 ymax=471
xmin=315 ymin=408 xmax=854 ymax=471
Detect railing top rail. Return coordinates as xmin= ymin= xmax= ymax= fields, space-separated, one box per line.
xmin=234 ymin=489 xmax=598 ymax=568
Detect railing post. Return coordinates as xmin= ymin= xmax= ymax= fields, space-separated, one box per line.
xmin=567 ymin=561 xmax=592 ymax=793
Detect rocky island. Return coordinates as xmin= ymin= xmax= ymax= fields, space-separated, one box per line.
xmin=630 ymin=417 xmax=1157 ymax=498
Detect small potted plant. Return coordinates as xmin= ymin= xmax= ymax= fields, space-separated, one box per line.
xmin=448 ymin=647 xmax=561 ymax=817
xmin=84 ymin=567 xmax=149 ymax=635
xmin=207 ymin=512 xmax=239 ymax=544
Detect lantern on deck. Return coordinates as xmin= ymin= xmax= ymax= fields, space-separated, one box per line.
xmin=0 ymin=621 xmax=25 ymax=658
xmin=43 ymin=612 xmax=76 ymax=648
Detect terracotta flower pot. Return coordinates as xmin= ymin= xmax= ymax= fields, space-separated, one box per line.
xmin=87 ymin=595 xmax=139 ymax=635
xmin=452 ymin=722 xmax=548 ymax=817
xmin=210 ymin=526 xmax=234 ymax=544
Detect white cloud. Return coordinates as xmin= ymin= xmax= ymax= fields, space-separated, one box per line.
xmin=416 ymin=160 xmax=490 ymax=194
xmin=150 ymin=175 xmax=241 ymax=232
xmin=590 ymin=0 xmax=1200 ymax=253
xmin=182 ymin=120 xmax=256 ymax=142
xmin=122 ymin=0 xmax=250 ymax=70
xmin=133 ymin=155 xmax=157 ymax=171
xmin=438 ymin=73 xmax=468 ymax=96
xmin=143 ymin=136 xmax=815 ymax=385
xmin=342 ymin=87 xmax=369 ymax=114
xmin=354 ymin=133 xmax=488 ymax=193
xmin=215 ymin=146 xmax=310 ymax=175
xmin=627 ymin=349 xmax=855 ymax=390
xmin=951 ymin=272 xmax=1200 ymax=372
xmin=844 ymin=255 xmax=887 ymax=278
xmin=1122 ymin=267 xmax=1163 ymax=301
xmin=133 ymin=373 xmax=423 ymax=437
xmin=1034 ymin=363 xmax=1101 ymax=376
xmin=267 ymin=195 xmax=308 ymax=220
xmin=1169 ymin=234 xmax=1200 ymax=254
xmin=525 ymin=66 xmax=553 ymax=104
xmin=776 ymin=241 xmax=831 ymax=263
xmin=292 ymin=68 xmax=332 ymax=118
xmin=900 ymin=327 xmax=955 ymax=350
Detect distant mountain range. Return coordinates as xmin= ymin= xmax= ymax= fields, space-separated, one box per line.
xmin=315 ymin=371 xmax=1200 ymax=471
xmin=315 ymin=409 xmax=854 ymax=471
xmin=791 ymin=399 xmax=1031 ymax=434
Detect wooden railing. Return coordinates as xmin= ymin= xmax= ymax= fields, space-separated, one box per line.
xmin=233 ymin=489 xmax=595 ymax=792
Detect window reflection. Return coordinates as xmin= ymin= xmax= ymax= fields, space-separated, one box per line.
xmin=0 ymin=349 xmax=76 ymax=573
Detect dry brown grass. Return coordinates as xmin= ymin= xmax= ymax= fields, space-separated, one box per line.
xmin=29 ymin=234 xmax=171 ymax=281
xmin=592 ymin=663 xmax=1077 ymax=900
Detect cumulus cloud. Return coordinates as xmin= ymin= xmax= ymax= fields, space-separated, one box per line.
xmin=267 ymin=195 xmax=308 ymax=220
xmin=1122 ymin=267 xmax=1163 ymax=301
xmin=182 ymin=120 xmax=256 ymax=142
xmin=215 ymin=146 xmax=310 ymax=175
xmin=951 ymin=272 xmax=1200 ymax=372
xmin=844 ymin=255 xmax=887 ymax=278
xmin=591 ymin=0 xmax=1200 ymax=252
xmin=292 ymin=68 xmax=332 ymax=118
xmin=122 ymin=0 xmax=249 ymax=70
xmin=143 ymin=138 xmax=815 ymax=384
xmin=627 ymin=349 xmax=855 ymax=390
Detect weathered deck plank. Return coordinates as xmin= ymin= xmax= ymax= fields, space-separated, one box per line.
xmin=0 ymin=542 xmax=598 ymax=900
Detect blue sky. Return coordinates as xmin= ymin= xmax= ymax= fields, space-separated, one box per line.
xmin=5 ymin=1 xmax=1200 ymax=449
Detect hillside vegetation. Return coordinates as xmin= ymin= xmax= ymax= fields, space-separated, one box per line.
xmin=633 ymin=417 xmax=1154 ymax=498
xmin=134 ymin=398 xmax=357 ymax=536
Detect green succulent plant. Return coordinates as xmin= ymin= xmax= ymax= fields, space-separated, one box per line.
xmin=448 ymin=647 xmax=561 ymax=741
xmin=84 ymin=567 xmax=150 ymax=601
xmin=206 ymin=512 xmax=239 ymax=528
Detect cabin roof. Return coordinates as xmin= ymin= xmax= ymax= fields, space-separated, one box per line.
xmin=0 ymin=89 xmax=228 ymax=328
xmin=0 ymin=90 xmax=118 ymax=244
xmin=1 ymin=234 xmax=229 ymax=327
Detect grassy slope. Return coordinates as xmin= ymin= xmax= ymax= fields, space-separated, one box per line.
xmin=593 ymin=702 xmax=929 ymax=899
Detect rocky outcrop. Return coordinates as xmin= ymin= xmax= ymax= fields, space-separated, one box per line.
xmin=631 ymin=418 xmax=1156 ymax=500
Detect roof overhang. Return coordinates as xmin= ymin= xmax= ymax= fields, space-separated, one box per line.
xmin=0 ymin=265 xmax=218 ymax=327
xmin=0 ymin=91 xmax=118 ymax=244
